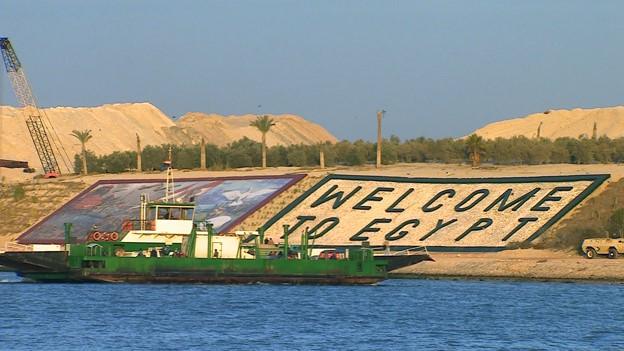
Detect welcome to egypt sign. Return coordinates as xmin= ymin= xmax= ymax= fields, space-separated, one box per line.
xmin=262 ymin=174 xmax=609 ymax=251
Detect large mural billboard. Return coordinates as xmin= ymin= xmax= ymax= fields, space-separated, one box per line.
xmin=19 ymin=174 xmax=304 ymax=244
xmin=262 ymin=174 xmax=609 ymax=251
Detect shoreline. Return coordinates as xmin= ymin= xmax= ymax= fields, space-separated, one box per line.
xmin=391 ymin=248 xmax=624 ymax=283
xmin=389 ymin=273 xmax=624 ymax=284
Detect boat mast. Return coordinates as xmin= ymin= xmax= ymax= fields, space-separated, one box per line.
xmin=165 ymin=168 xmax=175 ymax=202
xmin=164 ymin=145 xmax=175 ymax=202
xmin=139 ymin=194 xmax=147 ymax=230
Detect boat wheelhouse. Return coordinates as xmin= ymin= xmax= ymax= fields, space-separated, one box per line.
xmin=112 ymin=196 xmax=244 ymax=259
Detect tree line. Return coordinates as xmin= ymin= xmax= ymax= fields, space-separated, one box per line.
xmin=74 ymin=135 xmax=624 ymax=174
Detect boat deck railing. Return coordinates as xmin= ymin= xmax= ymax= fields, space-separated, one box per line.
xmin=380 ymin=246 xmax=429 ymax=256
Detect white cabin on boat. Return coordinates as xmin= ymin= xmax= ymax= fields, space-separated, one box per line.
xmin=148 ymin=202 xmax=195 ymax=234
xmin=120 ymin=200 xmax=246 ymax=259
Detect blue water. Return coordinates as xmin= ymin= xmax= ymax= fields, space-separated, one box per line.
xmin=1 ymin=272 xmax=623 ymax=350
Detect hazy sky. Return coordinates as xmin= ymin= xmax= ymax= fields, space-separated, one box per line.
xmin=1 ymin=1 xmax=624 ymax=140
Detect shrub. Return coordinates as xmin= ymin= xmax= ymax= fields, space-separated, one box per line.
xmin=12 ymin=185 xmax=25 ymax=201
xmin=607 ymin=208 xmax=624 ymax=238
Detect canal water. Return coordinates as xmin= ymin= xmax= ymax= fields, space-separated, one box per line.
xmin=1 ymin=272 xmax=623 ymax=350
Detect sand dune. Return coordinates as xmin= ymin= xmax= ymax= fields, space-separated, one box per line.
xmin=177 ymin=112 xmax=336 ymax=147
xmin=0 ymin=103 xmax=337 ymax=173
xmin=471 ymin=106 xmax=624 ymax=139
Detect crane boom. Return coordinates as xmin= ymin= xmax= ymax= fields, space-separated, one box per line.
xmin=0 ymin=37 xmax=69 ymax=177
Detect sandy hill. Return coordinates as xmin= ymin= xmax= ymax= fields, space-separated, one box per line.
xmin=0 ymin=103 xmax=175 ymax=172
xmin=470 ymin=106 xmax=624 ymax=139
xmin=177 ymin=112 xmax=336 ymax=147
xmin=0 ymin=103 xmax=336 ymax=173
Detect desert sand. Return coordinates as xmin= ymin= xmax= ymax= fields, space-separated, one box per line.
xmin=0 ymin=103 xmax=336 ymax=175
xmin=471 ymin=105 xmax=624 ymax=139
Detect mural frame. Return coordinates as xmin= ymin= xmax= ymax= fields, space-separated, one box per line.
xmin=19 ymin=173 xmax=306 ymax=244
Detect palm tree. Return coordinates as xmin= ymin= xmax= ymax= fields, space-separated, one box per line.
xmin=70 ymin=129 xmax=93 ymax=175
xmin=250 ymin=115 xmax=276 ymax=168
xmin=466 ymin=133 xmax=484 ymax=167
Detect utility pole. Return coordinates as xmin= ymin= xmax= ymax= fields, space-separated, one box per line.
xmin=136 ymin=133 xmax=142 ymax=172
xmin=200 ymin=137 xmax=207 ymax=169
xmin=376 ymin=110 xmax=385 ymax=168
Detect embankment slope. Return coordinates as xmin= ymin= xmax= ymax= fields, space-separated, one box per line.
xmin=2 ymin=163 xmax=624 ymax=281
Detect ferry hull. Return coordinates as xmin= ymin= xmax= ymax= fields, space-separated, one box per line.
xmin=378 ymin=254 xmax=434 ymax=271
xmin=1 ymin=251 xmax=425 ymax=285
xmin=78 ymin=273 xmax=383 ymax=285
xmin=0 ymin=251 xmax=67 ymax=272
xmin=15 ymin=270 xmax=383 ymax=285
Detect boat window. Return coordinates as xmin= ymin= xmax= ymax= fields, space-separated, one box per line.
xmin=169 ymin=208 xmax=181 ymax=220
xmin=158 ymin=207 xmax=170 ymax=220
xmin=182 ymin=208 xmax=194 ymax=220
xmin=147 ymin=208 xmax=155 ymax=220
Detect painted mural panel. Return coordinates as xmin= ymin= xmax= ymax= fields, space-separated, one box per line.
xmin=19 ymin=175 xmax=304 ymax=244
xmin=262 ymin=174 xmax=609 ymax=250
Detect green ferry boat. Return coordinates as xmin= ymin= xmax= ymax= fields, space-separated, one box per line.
xmin=0 ymin=178 xmax=431 ymax=284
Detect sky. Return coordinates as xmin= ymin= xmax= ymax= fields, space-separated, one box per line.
xmin=1 ymin=1 xmax=624 ymax=141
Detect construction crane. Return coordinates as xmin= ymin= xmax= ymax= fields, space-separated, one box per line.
xmin=0 ymin=37 xmax=71 ymax=177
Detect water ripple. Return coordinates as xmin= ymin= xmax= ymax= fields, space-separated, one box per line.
xmin=1 ymin=272 xmax=624 ymax=350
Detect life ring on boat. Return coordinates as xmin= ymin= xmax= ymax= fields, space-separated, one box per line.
xmin=110 ymin=232 xmax=119 ymax=241
xmin=149 ymin=220 xmax=156 ymax=231
xmin=92 ymin=231 xmax=102 ymax=241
